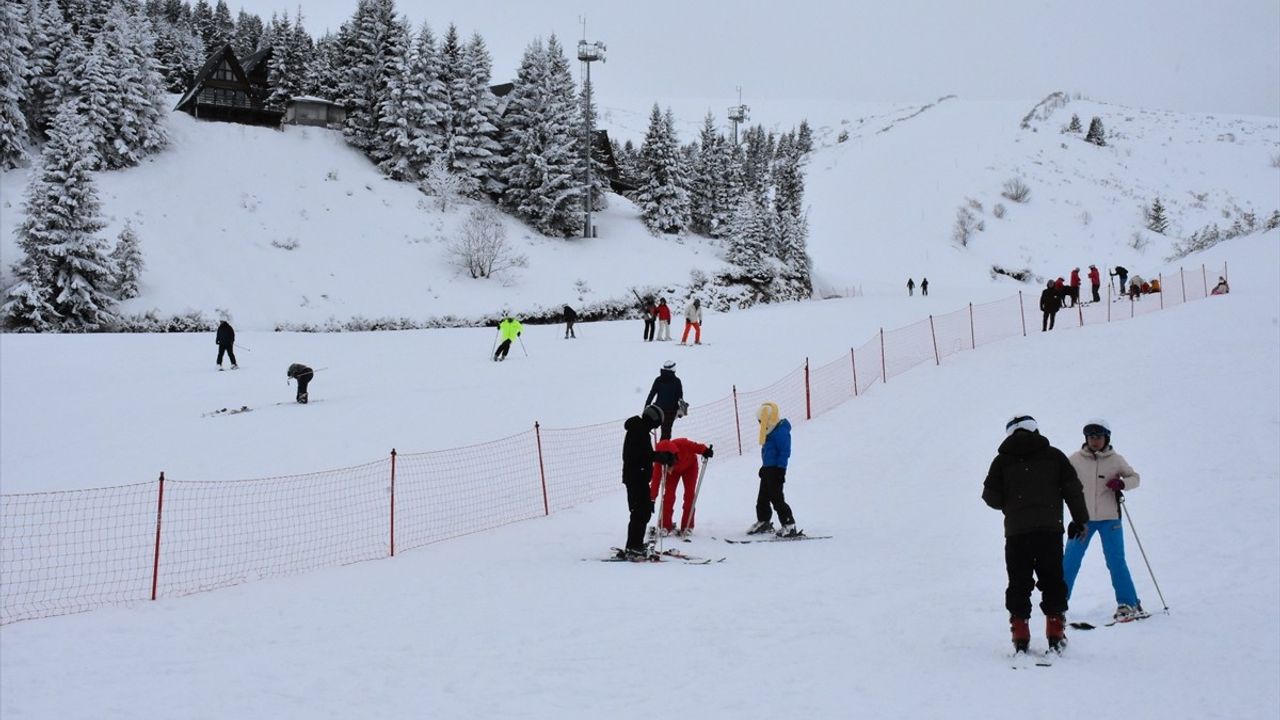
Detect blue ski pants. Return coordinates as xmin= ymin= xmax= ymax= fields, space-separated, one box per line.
xmin=1063 ymin=519 xmax=1140 ymax=607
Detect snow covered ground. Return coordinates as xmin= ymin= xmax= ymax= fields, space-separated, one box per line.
xmin=1 ymin=230 xmax=1276 ymax=717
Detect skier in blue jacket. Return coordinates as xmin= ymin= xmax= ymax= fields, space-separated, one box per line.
xmin=747 ymin=401 xmax=798 ymax=537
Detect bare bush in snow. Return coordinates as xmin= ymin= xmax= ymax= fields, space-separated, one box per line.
xmin=1001 ymin=177 xmax=1031 ymax=204
xmin=953 ymin=207 xmax=980 ymax=247
xmin=448 ymin=205 xmax=527 ymax=279
xmin=992 ymin=203 xmax=1006 ymax=219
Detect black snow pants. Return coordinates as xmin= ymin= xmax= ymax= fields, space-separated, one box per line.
xmin=624 ymin=469 xmax=655 ymax=551
xmin=217 ymin=343 xmax=237 ymax=367
xmin=755 ymin=466 xmax=795 ymax=525
xmin=295 ymin=371 xmax=313 ymax=402
xmin=1004 ymin=530 xmax=1068 ymax=619
xmin=1042 ymin=310 xmax=1057 ymax=331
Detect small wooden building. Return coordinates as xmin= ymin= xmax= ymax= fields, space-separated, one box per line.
xmin=284 ymin=97 xmax=347 ymax=128
xmin=174 ymin=45 xmax=283 ymax=127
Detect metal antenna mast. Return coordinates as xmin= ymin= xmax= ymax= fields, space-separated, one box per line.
xmin=577 ymin=19 xmax=606 ymax=238
xmin=728 ymin=86 xmax=749 ymax=145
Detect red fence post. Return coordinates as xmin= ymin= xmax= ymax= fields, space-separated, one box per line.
xmin=1018 ymin=292 xmax=1026 ymax=337
xmin=534 ymin=422 xmax=549 ymax=516
xmin=928 ymin=316 xmax=940 ymax=366
xmin=389 ymin=449 xmax=397 ymax=556
xmin=879 ymin=328 xmax=887 ymax=383
xmin=732 ymin=385 xmax=743 ymax=456
xmin=803 ymin=358 xmax=812 ymax=420
xmin=968 ymin=303 xmax=976 ymax=349
xmin=850 ymin=348 xmax=858 ymax=397
xmin=150 ymin=472 xmax=165 ymax=602
xmin=1180 ymin=267 xmax=1187 ymax=303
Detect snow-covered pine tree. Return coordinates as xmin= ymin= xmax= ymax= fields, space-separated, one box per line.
xmin=267 ymin=10 xmax=315 ymax=109
xmin=773 ymin=131 xmax=805 ymax=220
xmin=90 ymin=3 xmax=169 ymax=169
xmin=740 ymin=124 xmax=774 ymax=198
xmin=22 ymin=0 xmax=70 ymax=143
xmin=450 ymin=31 xmax=503 ymax=196
xmin=211 ymin=0 xmax=234 ymax=51
xmin=709 ymin=136 xmax=746 ymax=238
xmin=111 ymin=220 xmax=144 ymax=299
xmin=497 ymin=35 xmax=583 ymax=237
xmin=337 ymin=0 xmax=405 ymax=166
xmin=1084 ymin=116 xmax=1106 ymax=146
xmin=723 ymin=192 xmax=775 ymax=294
xmin=191 ymin=0 xmax=219 ymax=54
xmin=773 ymin=209 xmax=813 ymax=300
xmin=3 ymin=103 xmax=116 ymax=330
xmin=231 ymin=9 xmax=264 ymax=59
xmin=796 ymin=119 xmax=813 ymax=155
xmin=0 ymin=0 xmax=30 ymax=169
xmin=1067 ymin=113 xmax=1082 ymax=133
xmin=302 ymin=29 xmax=344 ymax=99
xmin=1146 ymin=196 xmax=1169 ymax=234
xmin=153 ymin=15 xmax=205 ymax=93
xmin=636 ymin=104 xmax=690 ymax=234
xmin=63 ymin=0 xmax=111 ymax=37
xmin=688 ymin=112 xmax=721 ymax=236
xmin=376 ymin=16 xmax=427 ymax=181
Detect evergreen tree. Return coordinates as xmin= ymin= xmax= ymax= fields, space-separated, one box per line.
xmin=773 ymin=209 xmax=812 ymax=300
xmin=267 ymin=10 xmax=315 ymax=108
xmin=773 ymin=131 xmax=805 ymax=220
xmin=636 ymin=104 xmax=690 ymax=234
xmin=111 ymin=220 xmax=145 ymax=299
xmin=191 ymin=0 xmax=218 ymax=54
xmin=1146 ymin=196 xmax=1169 ymax=234
xmin=89 ymin=4 xmax=169 ymax=169
xmin=303 ymin=30 xmax=344 ymax=98
xmin=577 ymin=77 xmax=609 ymax=211
xmin=688 ymin=112 xmax=721 ymax=236
xmin=453 ymin=31 xmax=503 ymax=196
xmin=211 ymin=0 xmax=234 ymax=50
xmin=724 ymin=193 xmax=772 ymax=277
xmin=337 ymin=0 xmax=404 ymax=165
xmin=796 ymin=119 xmax=813 ymax=155
xmin=231 ymin=9 xmax=264 ymax=59
xmin=153 ymin=16 xmax=205 ymax=93
xmin=3 ymin=103 xmax=116 ymax=330
xmin=1066 ymin=113 xmax=1082 ymax=133
xmin=1084 ymin=116 xmax=1106 ymax=146
xmin=22 ymin=0 xmax=70 ymax=143
xmin=0 ymin=0 xmax=31 ymax=169
xmin=497 ymin=35 xmax=583 ymax=237
xmin=376 ymin=16 xmax=426 ymax=180
xmin=709 ymin=137 xmax=746 ymax=238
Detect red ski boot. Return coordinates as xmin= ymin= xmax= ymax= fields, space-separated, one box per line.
xmin=1047 ymin=614 xmax=1067 ymax=653
xmin=1010 ymin=616 xmax=1031 ymax=653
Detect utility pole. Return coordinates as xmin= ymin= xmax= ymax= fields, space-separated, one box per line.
xmin=728 ymin=86 xmax=749 ymax=145
xmin=577 ymin=19 xmax=606 ymax=238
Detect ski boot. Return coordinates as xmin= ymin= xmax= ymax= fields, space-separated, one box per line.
xmin=776 ymin=523 xmax=800 ymax=538
xmin=746 ymin=520 xmax=775 ymax=535
xmin=297 ymin=392 xmax=308 ymax=404
xmin=1046 ymin=614 xmax=1067 ymax=653
xmin=1010 ymin=616 xmax=1031 ymax=653
xmin=1113 ymin=604 xmax=1147 ymax=622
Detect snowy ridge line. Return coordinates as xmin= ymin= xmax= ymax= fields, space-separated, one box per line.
xmin=0 ymin=262 xmax=1227 ymax=625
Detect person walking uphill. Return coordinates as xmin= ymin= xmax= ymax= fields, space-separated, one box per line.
xmin=618 ymin=405 xmax=666 ymax=560
xmin=644 ymin=360 xmax=684 ymax=440
xmin=921 ymin=278 xmax=929 ymax=296
xmin=1040 ymin=280 xmax=1062 ymax=331
xmin=907 ymin=278 xmax=915 ymax=296
xmin=1064 ymin=419 xmax=1145 ymax=622
xmin=681 ymin=299 xmax=703 ymax=345
xmin=983 ymin=415 xmax=1089 ymax=654
xmin=286 ymin=363 xmax=315 ymax=404
xmin=216 ymin=320 xmax=238 ymax=370
xmin=493 ymin=315 xmax=523 ymax=361
xmin=650 ymin=437 xmax=713 ymax=535
xmin=748 ymin=401 xmax=799 ymax=537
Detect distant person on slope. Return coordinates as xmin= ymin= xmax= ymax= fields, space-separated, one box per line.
xmin=1063 ymin=419 xmax=1146 ymax=623
xmin=907 ymin=278 xmax=915 ymax=296
xmin=493 ymin=315 xmax=523 ymax=361
xmin=216 ymin=320 xmax=238 ymax=370
xmin=1068 ymin=268 xmax=1081 ymax=308
xmin=1111 ymin=266 xmax=1129 ymax=298
xmin=618 ymin=405 xmax=665 ymax=560
xmin=748 ymin=401 xmax=798 ymax=537
xmin=656 ymin=298 xmax=672 ymax=341
xmin=1088 ymin=265 xmax=1102 ymax=303
xmin=644 ymin=360 xmax=684 ymax=440
xmin=1040 ymin=280 xmax=1062 ymax=331
xmin=563 ymin=304 xmax=577 ymax=339
xmin=649 ymin=437 xmax=714 ymax=536
xmin=1128 ymin=276 xmax=1145 ymax=301
xmin=643 ymin=296 xmax=657 ymax=342
xmin=1211 ymin=276 xmax=1230 ymax=295
xmin=921 ymin=278 xmax=929 ymax=296
xmin=681 ymin=299 xmax=703 ymax=345
xmin=983 ymin=415 xmax=1089 ymax=654
xmin=286 ymin=363 xmax=314 ymax=404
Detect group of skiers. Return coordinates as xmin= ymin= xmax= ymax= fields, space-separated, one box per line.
xmin=616 ymin=361 xmax=799 ymax=560
xmin=213 ymin=320 xmax=313 ymax=403
xmin=906 ymin=278 xmax=929 ymax=296
xmin=983 ymin=415 xmax=1146 ymax=653
xmin=639 ymin=296 xmax=705 ymax=345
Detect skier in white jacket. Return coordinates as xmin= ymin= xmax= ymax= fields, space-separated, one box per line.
xmin=1064 ymin=418 xmax=1145 ymax=621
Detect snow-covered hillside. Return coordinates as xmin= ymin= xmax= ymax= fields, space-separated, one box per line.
xmin=2 ymin=94 xmax=1274 ymax=329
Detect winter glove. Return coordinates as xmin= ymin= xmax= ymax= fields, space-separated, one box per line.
xmin=702 ymin=445 xmax=714 ymax=459
xmin=1105 ymin=477 xmax=1125 ymax=491
xmin=1067 ymin=521 xmax=1086 ymax=540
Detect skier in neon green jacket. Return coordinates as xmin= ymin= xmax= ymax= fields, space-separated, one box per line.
xmin=493 ymin=316 xmax=523 ymax=361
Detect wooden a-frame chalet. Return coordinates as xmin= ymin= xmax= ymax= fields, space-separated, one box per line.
xmin=174 ymin=45 xmax=283 ymax=127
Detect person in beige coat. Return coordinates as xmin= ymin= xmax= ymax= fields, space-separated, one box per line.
xmin=1063 ymin=418 xmax=1146 ymax=621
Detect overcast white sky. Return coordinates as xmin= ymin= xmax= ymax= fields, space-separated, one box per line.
xmin=231 ymin=0 xmax=1280 ymax=118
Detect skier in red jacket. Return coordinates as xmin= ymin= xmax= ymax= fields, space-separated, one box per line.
xmin=1068 ymin=268 xmax=1081 ymax=307
xmin=1087 ymin=265 xmax=1101 ymax=303
xmin=650 ymin=437 xmax=714 ymax=535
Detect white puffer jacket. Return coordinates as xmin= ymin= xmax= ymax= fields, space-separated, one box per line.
xmin=1068 ymin=444 xmax=1140 ymax=521
xmin=685 ymin=304 xmax=702 ymax=324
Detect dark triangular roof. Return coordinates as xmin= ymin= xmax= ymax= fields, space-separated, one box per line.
xmin=241 ymin=46 xmax=272 ymax=75
xmin=174 ymin=44 xmax=252 ymax=113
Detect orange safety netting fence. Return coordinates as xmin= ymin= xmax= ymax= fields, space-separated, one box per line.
xmin=0 ymin=263 xmax=1227 ymax=624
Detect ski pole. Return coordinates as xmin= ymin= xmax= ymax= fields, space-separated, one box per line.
xmin=489 ymin=327 xmax=500 ymax=359
xmin=236 ymin=344 xmax=251 ymax=352
xmin=518 ymin=334 xmax=528 ymax=357
xmin=686 ymin=453 xmax=711 ymax=533
xmin=653 ymin=464 xmax=668 ymax=554
xmin=1117 ymin=492 xmax=1170 ymax=613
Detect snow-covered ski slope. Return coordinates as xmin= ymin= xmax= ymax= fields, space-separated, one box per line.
xmin=1 ymin=95 xmax=1274 ymax=327
xmin=1 ymin=229 xmax=1275 ymax=717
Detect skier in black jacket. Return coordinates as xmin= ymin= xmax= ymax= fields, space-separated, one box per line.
xmin=563 ymin=304 xmax=577 ymax=339
xmin=1039 ymin=281 xmax=1062 ymax=331
xmin=286 ymin=363 xmax=314 ymax=404
xmin=983 ymin=415 xmax=1089 ymax=653
xmin=621 ymin=405 xmax=669 ymax=558
xmin=215 ymin=320 xmax=238 ymax=370
xmin=643 ymin=360 xmax=684 ymax=440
